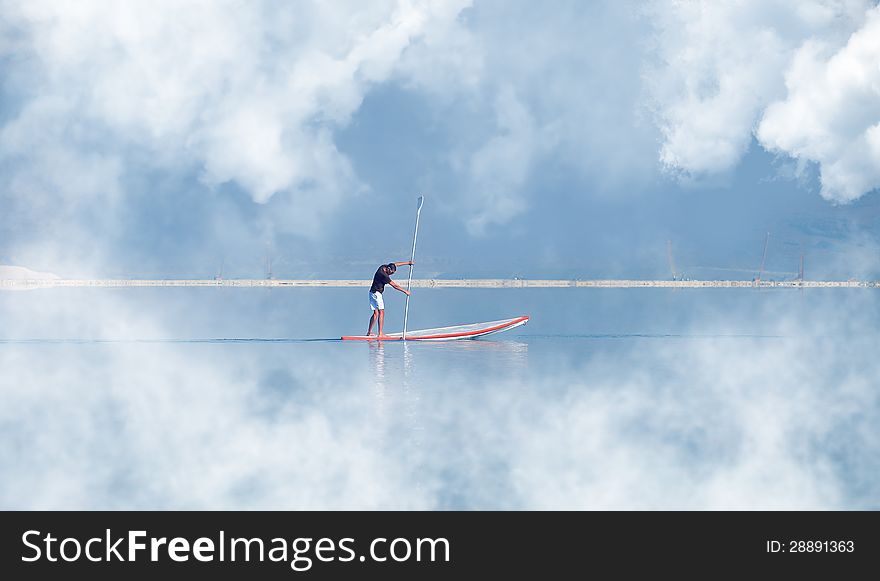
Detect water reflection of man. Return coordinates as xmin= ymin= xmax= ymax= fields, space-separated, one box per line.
xmin=367 ymin=261 xmax=413 ymax=337
xmin=370 ymin=340 xmax=386 ymax=391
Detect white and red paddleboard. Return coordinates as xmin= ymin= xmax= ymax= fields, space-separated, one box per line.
xmin=342 ymin=315 xmax=529 ymax=341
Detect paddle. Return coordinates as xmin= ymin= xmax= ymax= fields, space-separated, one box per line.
xmin=403 ymin=195 xmax=424 ymax=340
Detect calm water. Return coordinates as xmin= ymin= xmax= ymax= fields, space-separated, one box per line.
xmin=1 ymin=288 xmax=878 ymax=509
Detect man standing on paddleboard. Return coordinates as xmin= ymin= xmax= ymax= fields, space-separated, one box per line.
xmin=367 ymin=261 xmax=413 ymax=336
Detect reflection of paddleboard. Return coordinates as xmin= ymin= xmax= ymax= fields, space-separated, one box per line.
xmin=342 ymin=315 xmax=529 ymax=341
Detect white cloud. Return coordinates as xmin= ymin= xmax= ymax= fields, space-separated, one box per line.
xmin=758 ymin=6 xmax=880 ymax=202
xmin=0 ymin=96 xmax=124 ymax=210
xmin=645 ymin=0 xmax=871 ymax=177
xmin=396 ymin=1 xmax=483 ymax=95
xmin=422 ymin=2 xmax=662 ymax=230
xmin=0 ymin=0 xmax=472 ymax=236
xmin=460 ymin=87 xmax=545 ymax=234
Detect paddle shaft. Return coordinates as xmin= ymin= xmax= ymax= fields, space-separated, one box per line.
xmin=403 ymin=196 xmax=424 ymax=340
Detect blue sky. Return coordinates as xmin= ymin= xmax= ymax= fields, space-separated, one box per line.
xmin=1 ymin=0 xmax=879 ymax=280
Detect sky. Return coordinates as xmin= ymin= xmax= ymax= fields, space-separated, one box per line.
xmin=1 ymin=0 xmax=879 ymax=280
xmin=2 ymin=1 xmax=880 ymax=512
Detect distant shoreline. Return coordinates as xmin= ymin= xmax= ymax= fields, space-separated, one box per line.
xmin=1 ymin=278 xmax=876 ymax=289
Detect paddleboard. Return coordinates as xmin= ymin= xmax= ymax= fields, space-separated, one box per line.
xmin=342 ymin=315 xmax=529 ymax=341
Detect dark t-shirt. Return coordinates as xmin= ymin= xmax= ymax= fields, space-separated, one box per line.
xmin=370 ymin=266 xmax=392 ymax=293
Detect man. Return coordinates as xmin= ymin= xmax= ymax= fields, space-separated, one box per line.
xmin=367 ymin=261 xmax=413 ymax=336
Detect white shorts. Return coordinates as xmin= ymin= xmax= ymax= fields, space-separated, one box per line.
xmin=369 ymin=291 xmax=384 ymax=311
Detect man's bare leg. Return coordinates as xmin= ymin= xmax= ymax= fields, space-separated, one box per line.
xmin=378 ymin=309 xmax=386 ymax=336
xmin=367 ymin=311 xmax=377 ymax=336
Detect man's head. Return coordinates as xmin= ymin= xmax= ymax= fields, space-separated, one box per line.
xmin=384 ymin=263 xmax=397 ymax=275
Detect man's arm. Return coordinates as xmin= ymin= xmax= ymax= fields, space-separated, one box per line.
xmin=388 ymin=280 xmax=411 ymax=296
xmin=391 ymin=260 xmax=414 ymax=267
